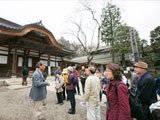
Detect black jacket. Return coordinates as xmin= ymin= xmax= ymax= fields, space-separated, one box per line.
xmin=22 ymin=68 xmax=28 ymax=76
xmin=137 ymin=72 xmax=157 ymax=106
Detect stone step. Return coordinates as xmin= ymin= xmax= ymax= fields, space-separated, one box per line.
xmin=7 ymin=84 xmax=32 ymax=90
xmin=4 ymin=78 xmax=32 ymax=86
xmin=1 ymin=76 xmax=55 ymax=87
xmin=0 ymin=79 xmax=4 ymax=86
xmin=4 ymin=77 xmax=32 ymax=83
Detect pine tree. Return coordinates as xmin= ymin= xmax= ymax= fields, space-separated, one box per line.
xmin=101 ymin=2 xmax=121 ymax=62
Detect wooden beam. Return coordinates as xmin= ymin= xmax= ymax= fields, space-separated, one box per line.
xmin=18 ymin=37 xmax=49 ymax=47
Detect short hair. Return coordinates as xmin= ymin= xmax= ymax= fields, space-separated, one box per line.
xmin=36 ymin=62 xmax=43 ymax=68
xmin=88 ymin=66 xmax=96 ymax=74
xmin=56 ymin=71 xmax=62 ymax=75
xmin=130 ymin=67 xmax=134 ymax=71
xmin=106 ymin=63 xmax=122 ymax=80
xmin=96 ymin=68 xmax=100 ymax=72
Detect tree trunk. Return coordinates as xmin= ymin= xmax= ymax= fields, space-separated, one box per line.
xmin=112 ymin=52 xmax=115 ymax=63
xmin=87 ymin=55 xmax=93 ymax=66
xmin=121 ymin=54 xmax=125 ymax=67
xmin=111 ymin=48 xmax=115 ymax=63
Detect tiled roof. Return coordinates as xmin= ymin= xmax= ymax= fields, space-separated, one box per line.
xmin=0 ymin=17 xmax=74 ymax=56
xmin=64 ymin=53 xmax=114 ymax=64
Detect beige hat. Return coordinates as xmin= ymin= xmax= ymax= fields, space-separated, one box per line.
xmin=67 ymin=66 xmax=73 ymax=72
xmin=134 ymin=62 xmax=148 ymax=69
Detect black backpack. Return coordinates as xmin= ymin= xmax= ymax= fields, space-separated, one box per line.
xmin=115 ymin=82 xmax=145 ymax=120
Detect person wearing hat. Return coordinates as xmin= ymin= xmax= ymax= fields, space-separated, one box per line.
xmin=83 ymin=66 xmax=101 ymax=120
xmin=66 ymin=66 xmax=76 ymax=114
xmin=134 ymin=61 xmax=157 ymax=120
xmin=62 ymin=68 xmax=68 ymax=100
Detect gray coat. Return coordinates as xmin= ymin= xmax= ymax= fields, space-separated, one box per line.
xmin=29 ymin=69 xmax=48 ymax=101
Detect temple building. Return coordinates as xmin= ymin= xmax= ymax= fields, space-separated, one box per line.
xmin=0 ymin=18 xmax=74 ymax=77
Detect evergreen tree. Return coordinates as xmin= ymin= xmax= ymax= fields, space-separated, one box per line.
xmin=114 ymin=25 xmax=141 ymax=66
xmin=150 ymin=26 xmax=160 ymax=68
xmin=101 ymin=2 xmax=121 ymax=62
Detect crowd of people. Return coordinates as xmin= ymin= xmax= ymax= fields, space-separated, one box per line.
xmin=28 ymin=61 xmax=160 ymax=120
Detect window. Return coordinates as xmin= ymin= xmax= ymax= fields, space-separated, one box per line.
xmin=28 ymin=58 xmax=32 ymax=67
xmin=0 ymin=55 xmax=7 ymax=64
xmin=18 ymin=57 xmax=23 ymax=66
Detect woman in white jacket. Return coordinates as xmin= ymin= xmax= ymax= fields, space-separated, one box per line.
xmin=55 ymin=72 xmax=64 ymax=105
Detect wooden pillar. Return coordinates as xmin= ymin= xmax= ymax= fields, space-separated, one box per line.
xmin=55 ymin=55 xmax=56 ymax=67
xmin=48 ymin=54 xmax=51 ymax=76
xmin=7 ymin=45 xmax=10 ymax=65
xmin=12 ymin=48 xmax=17 ymax=77
xmin=23 ymin=48 xmax=29 ymax=67
xmin=7 ymin=45 xmax=11 ymax=77
xmin=38 ymin=51 xmax=41 ymax=61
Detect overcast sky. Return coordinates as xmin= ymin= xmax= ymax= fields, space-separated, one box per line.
xmin=0 ymin=0 xmax=160 ymax=45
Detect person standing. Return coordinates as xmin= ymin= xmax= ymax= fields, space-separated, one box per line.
xmin=22 ymin=66 xmax=29 ymax=86
xmin=54 ymin=67 xmax=62 ymax=81
xmin=66 ymin=66 xmax=76 ymax=114
xmin=130 ymin=67 xmax=138 ymax=91
xmin=134 ymin=61 xmax=157 ymax=120
xmin=83 ymin=66 xmax=101 ymax=120
xmin=43 ymin=67 xmax=48 ymax=80
xmin=29 ymin=62 xmax=50 ymax=120
xmin=95 ymin=69 xmax=103 ymax=102
xmin=105 ymin=63 xmax=131 ymax=120
xmin=62 ymin=68 xmax=68 ymax=100
xmin=80 ymin=66 xmax=87 ymax=95
xmin=55 ymin=72 xmax=64 ymax=105
xmin=73 ymin=67 xmax=81 ymax=95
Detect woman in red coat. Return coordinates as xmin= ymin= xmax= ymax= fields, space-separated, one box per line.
xmin=105 ymin=63 xmax=131 ymax=120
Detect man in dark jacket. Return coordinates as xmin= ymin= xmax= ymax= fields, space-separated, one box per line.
xmin=22 ymin=66 xmax=28 ymax=86
xmin=134 ymin=61 xmax=157 ymax=120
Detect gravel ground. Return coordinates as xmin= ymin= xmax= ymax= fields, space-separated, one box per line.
xmin=0 ymin=86 xmax=106 ymax=120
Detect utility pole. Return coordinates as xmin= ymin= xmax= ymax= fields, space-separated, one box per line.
xmin=130 ymin=28 xmax=139 ymax=63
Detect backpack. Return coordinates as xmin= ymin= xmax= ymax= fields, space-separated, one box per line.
xmin=73 ymin=72 xmax=78 ymax=85
xmin=156 ymin=77 xmax=160 ymax=95
xmin=115 ymin=82 xmax=145 ymax=120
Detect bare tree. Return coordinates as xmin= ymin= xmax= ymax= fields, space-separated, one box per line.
xmin=66 ymin=0 xmax=106 ymax=65
xmin=71 ymin=41 xmax=85 ymax=56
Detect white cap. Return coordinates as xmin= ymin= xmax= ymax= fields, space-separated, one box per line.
xmin=67 ymin=66 xmax=73 ymax=72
